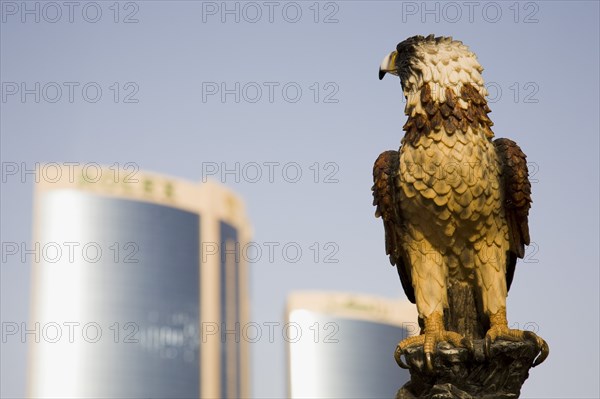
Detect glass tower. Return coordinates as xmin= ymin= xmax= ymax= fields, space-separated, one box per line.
xmin=28 ymin=165 xmax=251 ymax=398
xmin=287 ymin=291 xmax=418 ymax=399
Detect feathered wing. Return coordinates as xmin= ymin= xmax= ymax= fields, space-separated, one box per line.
xmin=494 ymin=138 xmax=532 ymax=291
xmin=372 ymin=150 xmax=415 ymax=303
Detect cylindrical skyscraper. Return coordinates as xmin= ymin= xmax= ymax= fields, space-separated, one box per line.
xmin=287 ymin=291 xmax=417 ymax=399
xmin=28 ymin=165 xmax=251 ymax=398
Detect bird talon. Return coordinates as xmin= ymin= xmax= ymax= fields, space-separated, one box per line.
xmin=393 ymin=312 xmax=467 ymax=372
xmin=486 ymin=309 xmax=549 ymax=367
xmin=533 ymin=338 xmax=549 ymax=367
xmin=523 ymin=331 xmax=549 ymax=367
xmin=394 ymin=346 xmax=410 ymax=369
xmin=425 ymin=352 xmax=433 ymax=372
xmin=484 ymin=335 xmax=492 ymax=359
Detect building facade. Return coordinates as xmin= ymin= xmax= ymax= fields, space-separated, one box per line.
xmin=287 ymin=291 xmax=418 ymax=399
xmin=28 ymin=165 xmax=251 ymax=398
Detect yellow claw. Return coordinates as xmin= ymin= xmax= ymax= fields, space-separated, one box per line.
xmin=485 ymin=307 xmax=549 ymax=367
xmin=395 ymin=311 xmax=467 ymax=371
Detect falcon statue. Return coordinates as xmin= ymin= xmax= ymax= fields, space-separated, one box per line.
xmin=373 ymin=35 xmax=548 ymax=370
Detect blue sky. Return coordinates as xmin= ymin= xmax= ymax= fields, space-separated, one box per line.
xmin=1 ymin=1 xmax=599 ymax=397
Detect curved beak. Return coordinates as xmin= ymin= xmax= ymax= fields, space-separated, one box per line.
xmin=379 ymin=50 xmax=398 ymax=80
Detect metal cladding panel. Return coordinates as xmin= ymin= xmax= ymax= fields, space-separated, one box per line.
xmin=219 ymin=221 xmax=241 ymax=399
xmin=29 ymin=190 xmax=200 ymax=398
xmin=288 ymin=311 xmax=411 ymax=399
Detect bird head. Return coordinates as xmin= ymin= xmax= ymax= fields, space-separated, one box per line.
xmin=379 ymin=35 xmax=486 ymax=102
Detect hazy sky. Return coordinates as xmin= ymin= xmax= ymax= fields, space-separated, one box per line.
xmin=1 ymin=1 xmax=599 ymax=398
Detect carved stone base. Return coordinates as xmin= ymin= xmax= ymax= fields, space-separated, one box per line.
xmin=395 ymin=340 xmax=539 ymax=399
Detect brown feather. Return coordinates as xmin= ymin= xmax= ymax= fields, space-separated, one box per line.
xmin=372 ymin=151 xmax=415 ymax=303
xmin=402 ymin=83 xmax=494 ymax=146
xmin=494 ymin=138 xmax=532 ymax=291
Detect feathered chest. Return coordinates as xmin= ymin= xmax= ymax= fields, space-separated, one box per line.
xmin=397 ymin=126 xmax=502 ymax=232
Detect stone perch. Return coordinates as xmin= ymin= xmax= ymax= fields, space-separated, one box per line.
xmin=395 ymin=339 xmax=540 ymax=399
